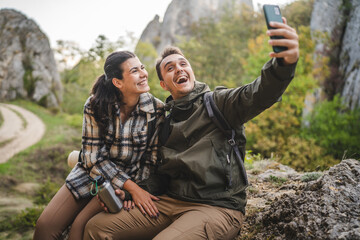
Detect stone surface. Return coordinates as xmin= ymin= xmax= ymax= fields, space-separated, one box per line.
xmin=138 ymin=0 xmax=253 ymax=53
xmin=246 ymin=159 xmax=360 ymax=240
xmin=310 ymin=0 xmax=360 ymax=110
xmin=0 ymin=9 xmax=62 ymax=107
xmin=339 ymin=0 xmax=360 ymax=110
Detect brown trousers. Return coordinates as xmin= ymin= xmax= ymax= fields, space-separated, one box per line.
xmin=84 ymin=195 xmax=244 ymax=240
xmin=33 ymin=184 xmax=103 ymax=240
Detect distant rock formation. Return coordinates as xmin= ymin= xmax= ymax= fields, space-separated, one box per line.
xmin=0 ymin=9 xmax=62 ymax=107
xmin=310 ymin=0 xmax=360 ymax=110
xmin=138 ymin=0 xmax=253 ymax=54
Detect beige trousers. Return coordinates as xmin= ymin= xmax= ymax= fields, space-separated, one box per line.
xmin=33 ymin=184 xmax=103 ymax=240
xmin=84 ymin=195 xmax=244 ymax=240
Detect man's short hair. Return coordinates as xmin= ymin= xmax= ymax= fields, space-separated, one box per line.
xmin=156 ymin=46 xmax=185 ymax=81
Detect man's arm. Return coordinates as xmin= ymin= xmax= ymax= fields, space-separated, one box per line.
xmin=214 ymin=18 xmax=299 ymax=126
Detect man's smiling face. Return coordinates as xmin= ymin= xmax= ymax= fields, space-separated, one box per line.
xmin=159 ymin=54 xmax=195 ymax=100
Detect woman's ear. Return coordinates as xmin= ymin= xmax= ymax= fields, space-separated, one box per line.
xmin=112 ymin=78 xmax=123 ymax=89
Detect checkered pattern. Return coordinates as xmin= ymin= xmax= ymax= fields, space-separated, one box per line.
xmin=66 ymin=93 xmax=164 ymax=199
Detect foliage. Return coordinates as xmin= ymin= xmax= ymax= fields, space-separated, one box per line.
xmin=301 ymin=172 xmax=322 ymax=182
xmin=63 ymin=113 xmax=83 ymax=129
xmin=244 ymin=150 xmax=263 ymax=170
xmin=282 ymin=0 xmax=315 ymax=29
xmin=0 ymin=207 xmax=44 ymax=231
xmin=0 ymin=100 xmax=78 ymax=181
xmin=302 ymin=95 xmax=360 ymax=159
xmin=58 ymin=34 xmax=136 ymax=114
xmin=268 ymin=175 xmax=287 ymax=185
xmin=54 ymin=40 xmax=83 ymax=70
xmin=179 ymin=3 xmax=263 ymax=89
xmin=242 ymin=25 xmax=337 ymax=171
xmin=34 ymin=179 xmax=61 ymax=205
xmin=22 ymin=56 xmax=36 ymax=96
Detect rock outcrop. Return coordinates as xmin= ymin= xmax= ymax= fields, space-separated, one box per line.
xmin=0 ymin=9 xmax=62 ymax=107
xmin=138 ymin=0 xmax=253 ymax=54
xmin=243 ymin=159 xmax=360 ymax=239
xmin=310 ymin=0 xmax=360 ymax=110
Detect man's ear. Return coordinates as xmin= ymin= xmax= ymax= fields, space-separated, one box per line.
xmin=112 ymin=78 xmax=122 ymax=89
xmin=159 ymin=80 xmax=168 ymax=91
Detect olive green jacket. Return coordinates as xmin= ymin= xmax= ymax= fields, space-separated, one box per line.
xmin=158 ymin=58 xmax=297 ymax=214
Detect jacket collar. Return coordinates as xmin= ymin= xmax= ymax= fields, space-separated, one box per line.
xmin=164 ymin=81 xmax=210 ymax=111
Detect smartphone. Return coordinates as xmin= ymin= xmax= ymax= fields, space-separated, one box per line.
xmin=263 ymin=4 xmax=287 ymax=53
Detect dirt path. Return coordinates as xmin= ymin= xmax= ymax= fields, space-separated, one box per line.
xmin=0 ymin=103 xmax=45 ymax=164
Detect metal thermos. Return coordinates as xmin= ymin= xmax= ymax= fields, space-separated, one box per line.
xmin=95 ymin=176 xmax=123 ymax=213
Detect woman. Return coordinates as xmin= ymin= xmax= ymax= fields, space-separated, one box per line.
xmin=33 ymin=51 xmax=164 ymax=240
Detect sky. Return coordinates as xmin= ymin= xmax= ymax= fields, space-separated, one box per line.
xmin=0 ymin=0 xmax=295 ymax=51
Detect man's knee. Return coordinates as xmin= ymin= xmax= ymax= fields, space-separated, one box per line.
xmin=83 ymin=217 xmax=109 ymax=240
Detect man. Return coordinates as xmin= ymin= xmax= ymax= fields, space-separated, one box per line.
xmin=84 ymin=18 xmax=299 ymax=240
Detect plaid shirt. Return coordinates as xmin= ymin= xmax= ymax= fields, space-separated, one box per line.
xmin=66 ymin=92 xmax=164 ymax=199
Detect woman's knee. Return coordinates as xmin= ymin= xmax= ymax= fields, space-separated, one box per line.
xmin=33 ymin=213 xmax=61 ymax=239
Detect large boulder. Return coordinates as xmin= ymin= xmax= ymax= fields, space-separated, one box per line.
xmin=310 ymin=0 xmax=360 ymax=110
xmin=339 ymin=1 xmax=360 ymax=110
xmin=138 ymin=0 xmax=253 ymax=54
xmin=246 ymin=159 xmax=360 ymax=239
xmin=0 ymin=9 xmax=62 ymax=107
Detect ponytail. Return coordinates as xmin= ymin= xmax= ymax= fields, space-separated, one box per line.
xmin=89 ymin=51 xmax=135 ymax=138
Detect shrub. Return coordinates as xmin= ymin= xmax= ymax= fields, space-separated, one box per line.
xmin=34 ymin=179 xmax=61 ymax=205
xmin=268 ymin=175 xmax=287 ymax=185
xmin=0 ymin=206 xmax=44 ymax=231
xmin=301 ymin=172 xmax=322 ymax=182
xmin=302 ymin=95 xmax=360 ymax=159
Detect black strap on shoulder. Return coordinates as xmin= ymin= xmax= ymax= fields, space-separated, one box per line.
xmin=203 ymin=92 xmax=248 ymax=186
xmin=147 ymin=95 xmax=157 ymax=147
xmin=159 ymin=113 xmax=172 ymax=145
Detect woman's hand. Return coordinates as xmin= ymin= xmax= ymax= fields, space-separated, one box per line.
xmin=123 ymin=179 xmax=160 ymax=218
xmin=267 ymin=17 xmax=299 ymax=65
xmin=123 ymin=199 xmax=135 ymax=211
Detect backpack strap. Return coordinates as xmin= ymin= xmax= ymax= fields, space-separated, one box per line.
xmin=203 ymin=92 xmax=248 ymax=186
xmin=146 ymin=95 xmax=158 ymax=147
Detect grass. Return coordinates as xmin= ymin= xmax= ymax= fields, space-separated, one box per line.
xmin=0 ymin=100 xmax=81 ymax=182
xmin=268 ymin=175 xmax=288 ymax=186
xmin=301 ymin=172 xmax=322 ymax=182
xmin=0 ymin=100 xmax=83 ymax=238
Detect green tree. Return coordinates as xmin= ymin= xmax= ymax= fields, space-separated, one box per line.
xmin=59 ymin=34 xmax=128 ymax=114
xmin=281 ymin=0 xmax=315 ymax=29
xmin=302 ymin=95 xmax=360 ymax=159
xmin=179 ymin=3 xmax=263 ymax=89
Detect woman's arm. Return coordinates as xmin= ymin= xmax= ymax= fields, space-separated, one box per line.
xmin=81 ymin=99 xmax=130 ymax=190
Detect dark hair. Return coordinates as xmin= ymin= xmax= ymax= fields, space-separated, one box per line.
xmin=155 ymin=46 xmax=185 ymax=81
xmin=90 ymin=51 xmax=136 ymax=137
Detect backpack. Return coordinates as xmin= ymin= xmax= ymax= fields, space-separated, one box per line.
xmin=203 ymin=92 xmax=248 ymax=186
xmin=159 ymin=92 xmax=248 ymax=187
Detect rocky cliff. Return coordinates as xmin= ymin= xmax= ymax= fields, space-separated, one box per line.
xmin=310 ymin=0 xmax=360 ymax=110
xmin=0 ymin=9 xmax=62 ymax=107
xmin=138 ymin=0 xmax=253 ymax=53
